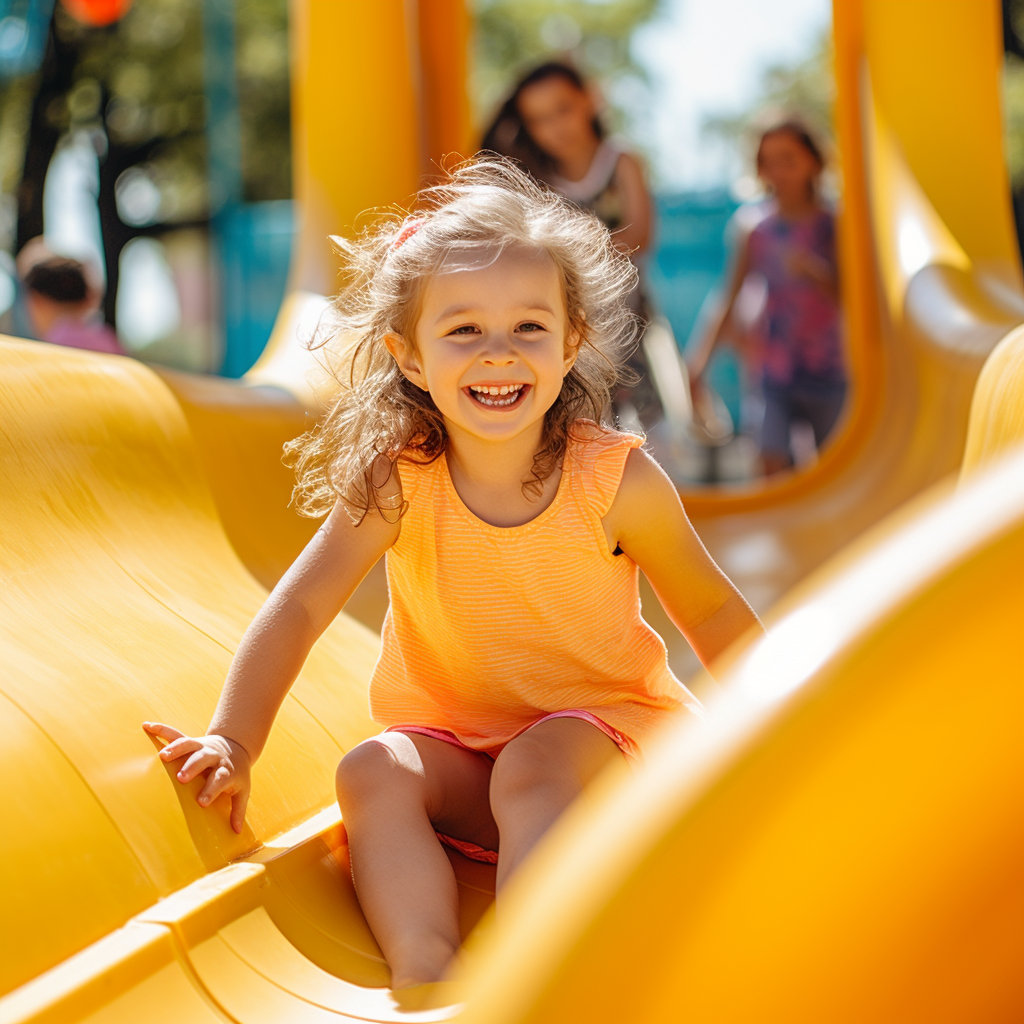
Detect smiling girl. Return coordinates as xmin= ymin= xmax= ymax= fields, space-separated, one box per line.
xmin=143 ymin=159 xmax=761 ymax=994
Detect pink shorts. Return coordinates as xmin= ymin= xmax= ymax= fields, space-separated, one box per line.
xmin=386 ymin=710 xmax=638 ymax=865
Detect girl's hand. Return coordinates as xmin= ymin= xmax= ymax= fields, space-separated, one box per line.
xmin=786 ymin=247 xmax=834 ymax=289
xmin=143 ymin=722 xmax=252 ymax=833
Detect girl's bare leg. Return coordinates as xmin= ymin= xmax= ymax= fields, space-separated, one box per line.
xmin=489 ymin=717 xmax=621 ymax=893
xmin=336 ymin=732 xmax=497 ymax=989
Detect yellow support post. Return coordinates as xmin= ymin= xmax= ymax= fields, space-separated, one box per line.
xmin=418 ymin=0 xmax=474 ymax=168
xmin=287 ymin=0 xmax=422 ymax=297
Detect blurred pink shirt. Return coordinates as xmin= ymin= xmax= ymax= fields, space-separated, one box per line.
xmin=45 ymin=318 xmax=125 ymax=356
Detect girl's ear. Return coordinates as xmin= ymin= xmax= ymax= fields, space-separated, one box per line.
xmin=384 ymin=333 xmax=428 ymax=391
xmin=563 ymin=327 xmax=583 ymax=374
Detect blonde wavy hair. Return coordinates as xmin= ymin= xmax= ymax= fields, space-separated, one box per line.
xmin=285 ymin=156 xmax=640 ymax=521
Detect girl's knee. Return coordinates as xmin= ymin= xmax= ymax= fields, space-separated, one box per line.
xmin=490 ymin=719 xmax=620 ymax=821
xmin=335 ymin=735 xmax=419 ymax=808
xmin=489 ymin=731 xmax=574 ymax=815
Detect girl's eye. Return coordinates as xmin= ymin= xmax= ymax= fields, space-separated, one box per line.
xmin=447 ymin=325 xmax=479 ymax=336
xmin=517 ymin=322 xmax=546 ymax=333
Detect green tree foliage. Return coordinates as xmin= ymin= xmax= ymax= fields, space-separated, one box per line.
xmin=471 ymin=0 xmax=662 ymax=135
xmin=8 ymin=0 xmax=289 ymax=247
xmin=1004 ymin=0 xmax=1024 ymax=192
xmin=5 ymin=0 xmax=289 ymax=321
xmin=233 ymin=0 xmax=291 ymax=202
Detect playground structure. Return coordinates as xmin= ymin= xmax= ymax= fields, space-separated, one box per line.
xmin=0 ymin=2 xmax=1022 ymax=1023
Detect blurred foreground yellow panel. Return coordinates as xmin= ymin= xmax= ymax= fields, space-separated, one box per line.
xmin=456 ymin=443 xmax=1024 ymax=1023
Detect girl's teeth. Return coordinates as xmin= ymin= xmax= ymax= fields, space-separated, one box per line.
xmin=469 ymin=384 xmax=524 ymax=407
xmin=470 ymin=384 xmax=522 ymax=394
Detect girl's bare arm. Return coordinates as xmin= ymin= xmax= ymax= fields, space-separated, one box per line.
xmin=606 ymin=449 xmax=764 ymax=671
xmin=205 ymin=497 xmax=399 ymax=756
xmin=144 ymin=483 xmax=400 ymax=830
xmin=611 ymin=152 xmax=653 ymax=254
xmin=687 ymin=233 xmax=752 ymax=381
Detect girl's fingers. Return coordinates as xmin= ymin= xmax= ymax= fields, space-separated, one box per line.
xmin=229 ymin=788 xmax=250 ymax=834
xmin=159 ymin=737 xmax=202 ymax=763
xmin=149 ymin=728 xmax=247 ymax=829
xmin=143 ymin=722 xmax=184 ymax=742
xmin=177 ymin=750 xmax=221 ymax=783
xmin=197 ymin=765 xmax=233 ymax=808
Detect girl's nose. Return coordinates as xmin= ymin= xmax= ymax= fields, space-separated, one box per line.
xmin=481 ymin=339 xmax=516 ymax=366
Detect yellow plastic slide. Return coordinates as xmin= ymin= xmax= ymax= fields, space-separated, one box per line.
xmin=0 ymin=338 xmax=492 ymax=1023
xmin=1 ymin=1 xmax=1022 ymax=1022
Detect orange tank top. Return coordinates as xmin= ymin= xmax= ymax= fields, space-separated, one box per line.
xmin=368 ymin=422 xmax=702 ymax=753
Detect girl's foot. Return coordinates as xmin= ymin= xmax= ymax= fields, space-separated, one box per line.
xmin=391 ymin=980 xmax=463 ymax=1013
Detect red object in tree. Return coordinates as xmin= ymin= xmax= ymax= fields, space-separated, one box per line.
xmin=60 ymin=0 xmax=134 ymax=27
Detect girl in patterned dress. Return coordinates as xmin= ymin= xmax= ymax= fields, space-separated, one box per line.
xmin=689 ymin=121 xmax=846 ymax=474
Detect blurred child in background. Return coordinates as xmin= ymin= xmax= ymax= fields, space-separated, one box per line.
xmin=688 ymin=120 xmax=845 ymax=474
xmin=17 ymin=239 xmax=124 ymax=356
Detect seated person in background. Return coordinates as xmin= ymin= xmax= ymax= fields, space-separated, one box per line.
xmin=18 ymin=241 xmax=124 ymax=356
xmin=688 ymin=120 xmax=846 ymax=475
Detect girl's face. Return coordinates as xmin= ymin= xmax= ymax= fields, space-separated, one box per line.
xmin=757 ymin=131 xmax=820 ymax=205
xmin=387 ymin=246 xmax=577 ymax=447
xmin=516 ymin=77 xmax=597 ymax=162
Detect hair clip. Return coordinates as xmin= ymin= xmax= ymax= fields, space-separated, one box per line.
xmin=390 ymin=217 xmax=425 ymax=252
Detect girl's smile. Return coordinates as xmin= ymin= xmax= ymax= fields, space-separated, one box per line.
xmin=464 ymin=382 xmax=530 ymax=408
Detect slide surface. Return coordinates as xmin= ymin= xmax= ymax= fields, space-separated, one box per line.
xmin=0 ymin=337 xmax=490 ymax=1022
